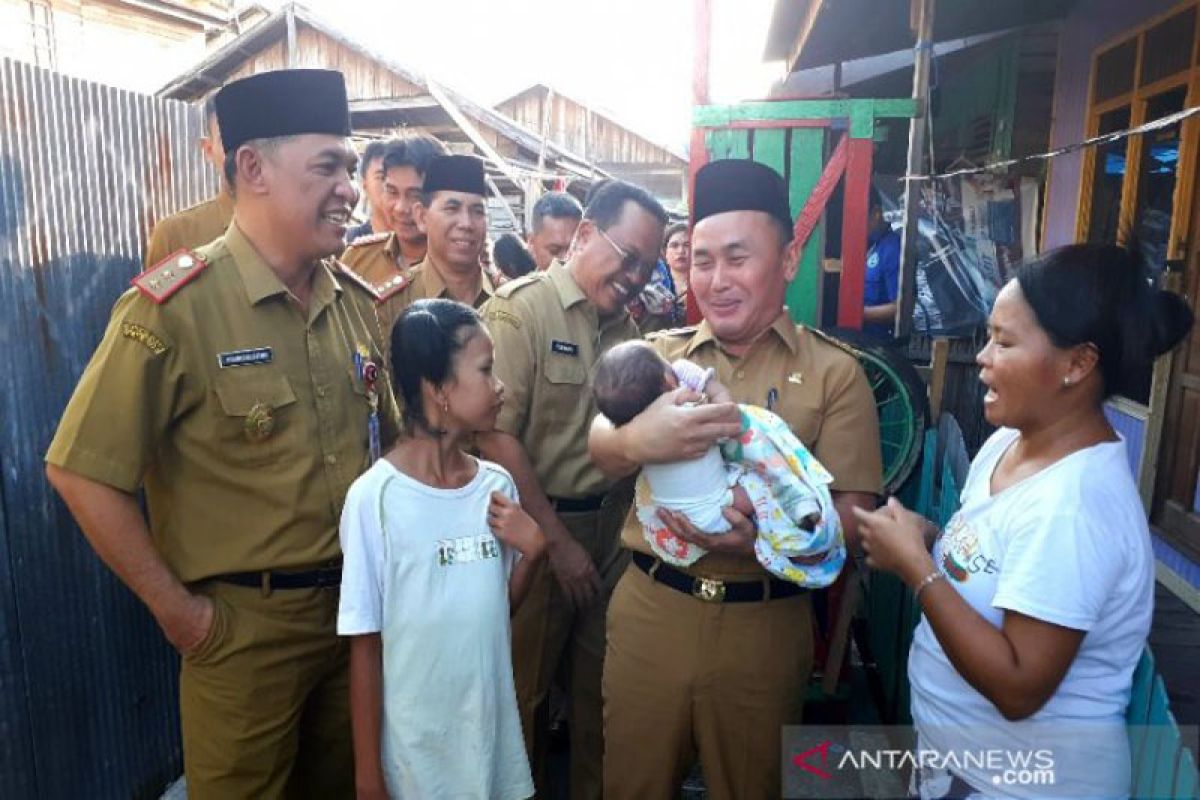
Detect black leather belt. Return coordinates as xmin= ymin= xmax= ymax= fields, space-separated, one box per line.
xmin=631 ymin=551 xmax=806 ymax=603
xmin=549 ymin=494 xmax=607 ymax=513
xmin=214 ymin=565 xmax=342 ymax=590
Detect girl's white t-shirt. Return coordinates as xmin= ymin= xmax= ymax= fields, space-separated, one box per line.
xmin=338 ymin=457 xmax=533 ymax=800
xmin=909 ymin=427 xmax=1154 ymax=799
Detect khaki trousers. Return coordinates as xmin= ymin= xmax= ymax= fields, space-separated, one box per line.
xmin=179 ymin=580 xmax=353 ymax=800
xmin=511 ymin=493 xmax=631 ymax=800
xmin=602 ymin=564 xmax=814 ymax=800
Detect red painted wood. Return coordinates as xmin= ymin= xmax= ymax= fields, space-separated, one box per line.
xmin=793 ymin=135 xmax=847 ymax=249
xmin=838 ymin=137 xmax=873 ymax=329
xmin=692 ymin=0 xmax=711 ymax=106
xmin=686 ymin=126 xmax=708 ymax=325
xmin=687 ymin=0 xmax=712 ymax=325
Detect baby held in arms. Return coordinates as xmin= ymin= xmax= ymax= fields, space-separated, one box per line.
xmin=592 ymin=341 xmax=845 ymax=587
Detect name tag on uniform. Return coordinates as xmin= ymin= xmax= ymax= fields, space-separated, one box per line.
xmin=217 ymin=347 xmax=273 ymax=368
xmin=551 ymin=340 xmax=579 ymax=356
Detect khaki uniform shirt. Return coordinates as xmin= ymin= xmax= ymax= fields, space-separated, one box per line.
xmin=340 ymin=231 xmax=409 ymax=288
xmin=483 ymin=260 xmax=640 ymax=499
xmin=620 ymin=313 xmax=883 ymax=579
xmin=143 ymin=191 xmax=234 ymax=269
xmin=378 ymin=256 xmax=496 ymax=333
xmin=47 ymin=223 xmax=401 ymax=583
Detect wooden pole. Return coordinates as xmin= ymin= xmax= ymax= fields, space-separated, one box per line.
xmin=895 ymin=0 xmax=935 ymax=339
xmin=686 ymin=0 xmax=712 ymax=324
xmin=838 ymin=137 xmax=874 ymax=328
xmin=285 ymin=4 xmax=298 ymax=68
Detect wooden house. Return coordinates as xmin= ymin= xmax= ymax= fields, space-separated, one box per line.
xmin=0 ymin=0 xmax=261 ymax=93
xmin=495 ymin=83 xmax=689 ymax=209
xmin=156 ymin=2 xmax=609 ymax=234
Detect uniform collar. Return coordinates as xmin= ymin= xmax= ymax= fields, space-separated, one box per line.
xmin=416 ymin=255 xmax=495 ymax=304
xmin=548 ymin=258 xmax=587 ymax=310
xmin=685 ymin=311 xmax=800 ymax=357
xmin=224 ymin=221 xmax=342 ymax=309
xmin=384 ymin=232 xmax=402 ymax=262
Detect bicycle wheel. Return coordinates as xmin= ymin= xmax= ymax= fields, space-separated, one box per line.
xmin=824 ymin=329 xmax=930 ymax=495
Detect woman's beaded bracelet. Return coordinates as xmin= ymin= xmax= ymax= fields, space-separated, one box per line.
xmin=913 ymin=569 xmax=945 ymax=601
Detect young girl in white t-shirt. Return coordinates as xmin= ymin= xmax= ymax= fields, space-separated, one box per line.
xmin=854 ymin=243 xmax=1194 ymax=799
xmin=338 ymin=299 xmax=545 ymax=800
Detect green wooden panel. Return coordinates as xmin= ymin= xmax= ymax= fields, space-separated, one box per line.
xmin=917 ymin=429 xmax=938 ymax=518
xmin=850 ymin=103 xmax=875 ymax=139
xmin=1128 ymin=648 xmax=1155 ymax=726
xmin=1174 ymin=748 xmax=1197 ymax=800
xmin=693 ymin=98 xmax=918 ymax=127
xmin=931 ymin=39 xmax=1019 ymax=162
xmin=705 ymin=128 xmax=750 ymax=160
xmin=786 ymin=127 xmax=824 ymax=326
xmin=1137 ymin=677 xmax=1172 ymax=799
xmin=867 ymin=571 xmax=904 ymax=720
xmin=751 ymin=129 xmax=786 ymax=174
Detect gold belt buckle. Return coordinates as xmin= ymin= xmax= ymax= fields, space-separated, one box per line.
xmin=692 ymin=576 xmax=726 ymax=603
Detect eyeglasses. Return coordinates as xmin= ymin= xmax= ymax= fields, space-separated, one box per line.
xmin=595 ymin=226 xmax=652 ymax=279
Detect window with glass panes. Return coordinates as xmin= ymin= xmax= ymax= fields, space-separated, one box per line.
xmin=1077 ymin=2 xmax=1198 ymax=403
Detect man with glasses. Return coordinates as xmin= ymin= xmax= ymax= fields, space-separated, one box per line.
xmin=479 ymin=180 xmax=667 ymax=800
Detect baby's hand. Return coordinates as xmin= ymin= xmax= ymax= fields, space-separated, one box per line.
xmin=488 ymin=492 xmax=546 ymax=561
xmin=706 ymin=377 xmax=734 ymax=405
xmin=730 ymin=485 xmax=755 ymax=519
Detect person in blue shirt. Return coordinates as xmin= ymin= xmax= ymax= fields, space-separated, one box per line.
xmin=863 ymin=186 xmax=901 ymax=341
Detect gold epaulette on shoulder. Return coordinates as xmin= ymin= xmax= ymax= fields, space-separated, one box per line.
xmin=347 ymin=231 xmax=389 ymax=247
xmin=336 ymin=260 xmax=409 ymax=303
xmin=132 ymin=250 xmax=209 ymax=303
xmin=375 ymin=270 xmax=410 ymax=302
xmin=646 ymin=324 xmax=698 ymax=342
xmin=494 ymin=270 xmax=544 ymax=299
xmin=805 ymin=325 xmax=863 ymax=358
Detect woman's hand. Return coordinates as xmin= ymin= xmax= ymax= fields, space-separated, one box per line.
xmin=852 ymin=497 xmax=937 ymax=587
xmin=488 ymin=492 xmax=546 ymax=562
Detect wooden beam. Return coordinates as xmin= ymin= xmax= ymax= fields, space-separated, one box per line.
xmin=895 ymin=0 xmax=935 ymax=339
xmin=793 ymin=135 xmax=847 ymax=250
xmin=426 ymin=79 xmax=521 ymax=185
xmin=692 ymin=0 xmax=712 ymax=107
xmin=285 ymin=4 xmax=297 ymax=68
xmin=787 ymin=0 xmax=828 ymax=73
xmin=723 ymin=119 xmax=833 ymax=130
xmin=693 ymin=99 xmax=918 ymax=128
xmin=686 ymin=0 xmax=713 ymax=324
xmin=838 ymin=137 xmax=873 ymax=329
xmin=485 ymin=176 xmax=521 ymax=230
xmin=787 ymin=128 xmax=829 ymax=327
xmin=349 ymin=96 xmax=439 ymax=113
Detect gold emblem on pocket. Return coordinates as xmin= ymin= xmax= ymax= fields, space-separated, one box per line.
xmin=244 ymin=402 xmax=275 ymax=442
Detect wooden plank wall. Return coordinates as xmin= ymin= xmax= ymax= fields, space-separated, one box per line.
xmin=497 ymin=91 xmax=682 ymax=166
xmin=222 ymin=25 xmax=428 ymax=103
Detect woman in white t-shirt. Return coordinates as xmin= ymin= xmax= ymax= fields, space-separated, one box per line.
xmin=855 ymin=243 xmax=1194 ymax=799
xmin=338 ymin=299 xmax=546 ymax=800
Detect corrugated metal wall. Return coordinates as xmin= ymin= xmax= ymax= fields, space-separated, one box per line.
xmin=0 ymin=58 xmax=217 ymax=799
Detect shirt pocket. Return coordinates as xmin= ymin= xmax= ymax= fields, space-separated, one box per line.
xmin=211 ymin=371 xmax=299 ymax=466
xmin=542 ymin=355 xmax=588 ymax=421
xmin=775 ymin=387 xmax=823 ymax=448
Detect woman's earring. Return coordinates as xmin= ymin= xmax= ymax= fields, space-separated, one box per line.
xmin=1062 ymin=377 xmax=1072 ymax=387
